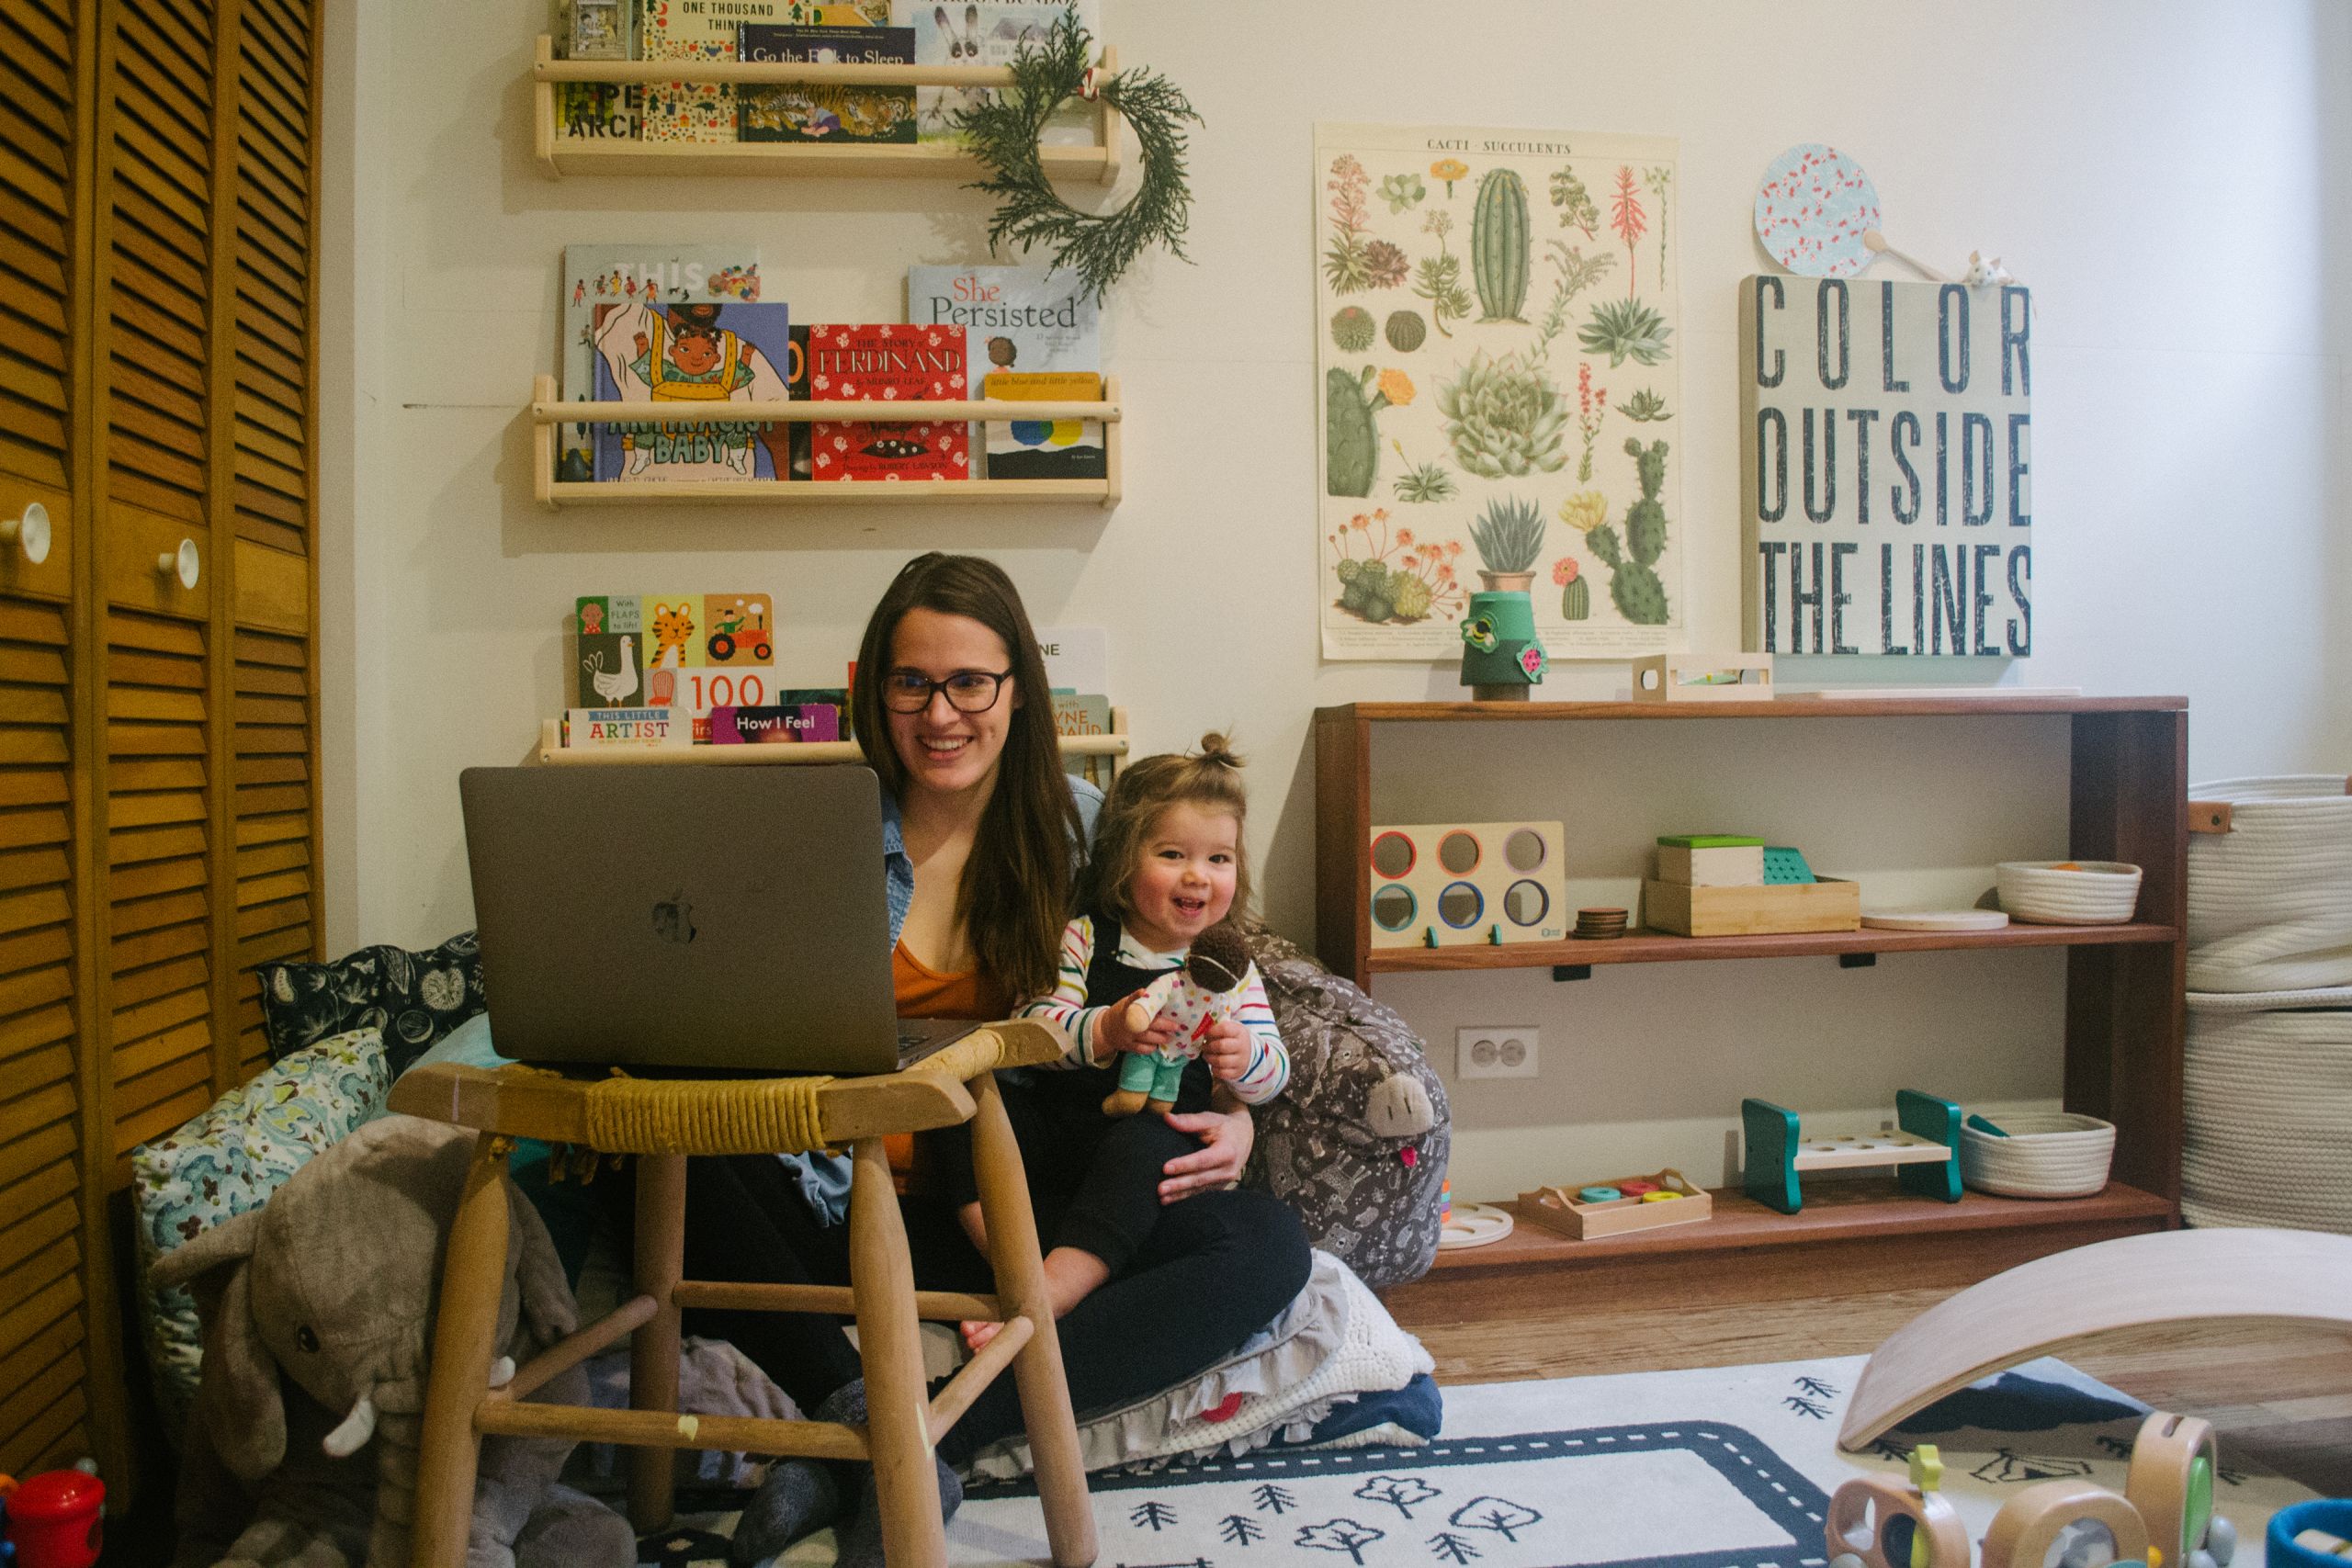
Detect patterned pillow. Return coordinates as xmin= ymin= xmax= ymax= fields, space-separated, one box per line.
xmin=256 ymin=931 xmax=485 ymax=1075
xmin=1241 ymin=926 xmax=1453 ymax=1288
xmin=130 ymin=1029 xmax=391 ymax=1431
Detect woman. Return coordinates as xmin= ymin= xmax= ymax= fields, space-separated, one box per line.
xmin=683 ymin=554 xmax=1310 ymax=1567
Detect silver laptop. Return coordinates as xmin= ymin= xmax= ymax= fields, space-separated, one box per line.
xmin=459 ymin=764 xmax=980 ymax=1073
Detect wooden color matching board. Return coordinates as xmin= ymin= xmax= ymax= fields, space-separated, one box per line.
xmin=1369 ymin=821 xmax=1568 ymax=949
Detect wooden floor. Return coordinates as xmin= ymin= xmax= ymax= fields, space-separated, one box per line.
xmin=1408 ymin=1283 xmax=2352 ymax=1498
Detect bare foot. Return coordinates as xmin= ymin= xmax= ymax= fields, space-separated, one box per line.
xmin=961 ymin=1318 xmax=1001 ymax=1353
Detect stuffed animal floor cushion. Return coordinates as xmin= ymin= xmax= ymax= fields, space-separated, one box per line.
xmin=150 ymin=1113 xmax=636 ymax=1568
xmin=1241 ymin=927 xmax=1451 ymax=1287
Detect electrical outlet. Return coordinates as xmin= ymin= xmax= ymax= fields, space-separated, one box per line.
xmin=1457 ymin=1027 xmax=1539 ymax=1079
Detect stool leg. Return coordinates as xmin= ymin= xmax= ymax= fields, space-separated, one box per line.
xmin=849 ymin=1134 xmax=946 ymax=1568
xmin=969 ymin=1073 xmax=1098 ymax=1568
xmin=411 ymin=1134 xmax=511 ymax=1568
xmin=629 ymin=1153 xmax=686 ymax=1532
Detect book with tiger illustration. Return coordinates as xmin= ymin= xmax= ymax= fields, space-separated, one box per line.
xmin=805 ymin=323 xmax=971 ymax=481
xmin=738 ymin=23 xmax=917 ymax=143
xmin=572 ymin=593 xmax=775 ymax=711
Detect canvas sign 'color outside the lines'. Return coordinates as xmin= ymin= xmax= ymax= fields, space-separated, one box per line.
xmin=1739 ymin=276 xmax=2034 ymax=660
xmin=1316 ymin=124 xmax=1683 ymax=661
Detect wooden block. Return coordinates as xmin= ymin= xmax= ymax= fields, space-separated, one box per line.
xmin=1518 ymin=1169 xmax=1713 ymax=1240
xmin=1642 ymin=876 xmax=1860 ymax=937
xmin=1633 ymin=652 xmax=1774 ymax=703
xmin=1367 ymin=820 xmax=1568 ymax=949
xmin=1657 ymin=843 xmax=1766 ymax=886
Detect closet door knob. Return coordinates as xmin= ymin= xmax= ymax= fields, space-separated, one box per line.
xmin=0 ymin=502 xmax=51 ymax=565
xmin=158 ymin=538 xmax=199 ymax=590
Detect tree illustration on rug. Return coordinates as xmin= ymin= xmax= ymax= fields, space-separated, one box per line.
xmin=1794 ymin=1375 xmax=1840 ymax=1399
xmin=1785 ymin=1394 xmax=1831 ymax=1419
xmin=1610 ymin=166 xmax=1647 ymax=296
xmin=1429 ymin=1531 xmax=1484 ymax=1563
xmin=1450 ymin=1496 xmax=1543 ymax=1544
xmin=1251 ymin=1483 xmax=1299 ymax=1515
xmin=1297 ymin=1517 xmax=1387 ymax=1564
xmin=1130 ymin=1499 xmax=1178 ymax=1531
xmin=1355 ymin=1475 xmax=1442 ymax=1518
xmin=1219 ymin=1514 xmax=1265 ymax=1546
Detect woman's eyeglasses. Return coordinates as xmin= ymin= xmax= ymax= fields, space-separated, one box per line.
xmin=880 ymin=669 xmax=1012 ymax=714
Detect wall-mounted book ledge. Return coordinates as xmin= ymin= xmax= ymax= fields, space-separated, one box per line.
xmin=536 ymin=713 xmax=1131 ymax=768
xmin=528 ymin=375 xmax=1124 ymax=510
xmin=532 ymin=37 xmax=1125 ymax=182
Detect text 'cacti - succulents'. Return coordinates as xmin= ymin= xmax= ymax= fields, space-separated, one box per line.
xmin=1472 ymin=166 xmax=1531 ymax=322
xmin=1587 ymin=436 xmax=1672 ymax=624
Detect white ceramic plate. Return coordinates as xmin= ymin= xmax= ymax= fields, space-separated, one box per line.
xmin=1860 ymin=909 xmax=2011 ymax=931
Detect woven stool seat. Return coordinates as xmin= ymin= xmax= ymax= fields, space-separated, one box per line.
xmin=388 ymin=1021 xmax=1097 ymax=1568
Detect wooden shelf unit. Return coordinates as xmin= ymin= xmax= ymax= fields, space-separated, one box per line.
xmin=537 ymin=708 xmax=1128 ymax=770
xmin=1316 ymin=695 xmax=2191 ymax=1213
xmin=529 ymin=376 xmax=1122 ymax=510
xmin=530 ymin=36 xmax=1125 ymax=182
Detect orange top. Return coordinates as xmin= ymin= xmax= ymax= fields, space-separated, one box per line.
xmin=892 ymin=940 xmax=1011 ymax=1022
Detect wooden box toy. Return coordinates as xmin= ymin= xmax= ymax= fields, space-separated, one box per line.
xmin=1643 ymin=875 xmax=1860 ymax=937
xmin=1368 ymin=821 xmax=1568 ymax=948
xmin=1657 ymin=834 xmax=1766 ymax=886
xmin=1633 ymin=651 xmax=1774 ymax=703
xmin=1742 ymin=1089 xmax=1963 ymax=1215
xmin=1519 ymin=1169 xmax=1713 ymax=1240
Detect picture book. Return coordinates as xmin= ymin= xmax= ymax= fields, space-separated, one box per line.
xmin=775 ymin=685 xmax=853 ymax=737
xmin=708 ymin=704 xmax=842 ymax=743
xmin=1032 ymin=624 xmax=1107 ymax=694
xmin=983 ymin=372 xmax=1104 ymax=479
xmin=560 ymin=247 xmax=763 ymax=482
xmin=558 ymin=0 xmax=632 ymax=59
xmin=783 ymin=323 xmax=812 ymax=478
xmin=805 ymin=323 xmax=970 ymax=481
xmin=642 ymin=0 xmax=789 ymax=142
xmin=556 ymin=83 xmax=642 ymax=143
xmin=909 ymin=265 xmax=1097 ymax=471
xmin=1051 ymin=689 xmax=1114 ymax=788
xmin=590 ymin=300 xmax=793 ymax=483
xmin=574 ymin=593 xmax=775 ymax=710
xmin=894 ymin=0 xmax=1099 ymax=144
xmin=739 ymin=23 xmax=917 ymax=143
xmin=565 ymin=707 xmax=707 ymax=746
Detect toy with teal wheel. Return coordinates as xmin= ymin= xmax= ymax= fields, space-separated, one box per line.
xmin=1459 ymin=588 xmax=1547 ymax=700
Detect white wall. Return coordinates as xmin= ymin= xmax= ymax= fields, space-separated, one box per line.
xmin=319 ymin=1 xmax=2352 ymax=1201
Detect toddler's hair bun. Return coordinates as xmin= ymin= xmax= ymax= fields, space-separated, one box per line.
xmin=1197 ymin=731 xmax=1244 ymax=769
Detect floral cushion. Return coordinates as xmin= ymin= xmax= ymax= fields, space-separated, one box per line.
xmin=130 ymin=1029 xmax=390 ymax=1431
xmin=255 ymin=931 xmax=485 ymax=1075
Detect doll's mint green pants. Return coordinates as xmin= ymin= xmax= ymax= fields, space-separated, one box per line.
xmin=1119 ymin=1049 xmax=1189 ymax=1103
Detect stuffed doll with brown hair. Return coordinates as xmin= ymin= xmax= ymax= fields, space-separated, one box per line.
xmin=151 ymin=1114 xmax=635 ymax=1568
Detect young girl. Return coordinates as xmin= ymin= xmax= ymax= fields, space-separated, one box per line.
xmin=959 ymin=734 xmax=1290 ymax=1348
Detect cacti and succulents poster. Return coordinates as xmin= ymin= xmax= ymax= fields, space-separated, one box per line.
xmin=1316 ymin=124 xmax=1681 ymax=660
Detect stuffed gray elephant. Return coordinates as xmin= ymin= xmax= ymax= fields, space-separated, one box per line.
xmin=150 ymin=1114 xmax=636 ymax=1568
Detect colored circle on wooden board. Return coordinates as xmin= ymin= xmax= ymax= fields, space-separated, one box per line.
xmin=1754 ymin=143 xmax=1883 ymax=277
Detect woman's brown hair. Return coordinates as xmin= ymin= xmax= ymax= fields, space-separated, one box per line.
xmin=1078 ymin=732 xmax=1252 ymax=934
xmin=854 ymin=553 xmax=1080 ymax=1000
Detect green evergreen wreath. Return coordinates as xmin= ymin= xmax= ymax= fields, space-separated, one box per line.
xmin=953 ymin=11 xmax=1200 ymax=302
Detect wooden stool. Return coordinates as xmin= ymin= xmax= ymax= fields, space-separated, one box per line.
xmin=387 ymin=1021 xmax=1097 ymax=1568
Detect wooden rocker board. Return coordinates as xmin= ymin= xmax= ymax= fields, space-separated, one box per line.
xmin=1839 ymin=1228 xmax=2352 ymax=1450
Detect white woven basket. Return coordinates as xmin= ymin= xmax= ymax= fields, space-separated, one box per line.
xmin=1959 ymin=1112 xmax=2115 ymax=1198
xmin=2187 ymin=775 xmax=2352 ymax=993
xmin=2183 ymin=991 xmax=2352 ymax=1233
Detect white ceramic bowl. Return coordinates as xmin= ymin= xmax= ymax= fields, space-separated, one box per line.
xmin=1960 ymin=1111 xmax=2116 ymax=1198
xmin=1996 ymin=860 xmax=2143 ymax=925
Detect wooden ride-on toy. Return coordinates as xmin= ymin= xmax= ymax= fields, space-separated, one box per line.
xmin=1826 ymin=1446 xmax=1972 ymax=1568
xmin=1976 ymin=1478 xmax=2152 ymax=1568
xmin=1743 ymin=1089 xmax=1962 ymax=1215
xmin=2128 ymin=1411 xmax=2236 ymax=1568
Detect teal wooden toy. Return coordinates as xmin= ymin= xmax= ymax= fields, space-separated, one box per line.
xmin=1741 ymin=1089 xmax=1963 ymax=1214
xmin=1761 ymin=846 xmax=1816 ymax=884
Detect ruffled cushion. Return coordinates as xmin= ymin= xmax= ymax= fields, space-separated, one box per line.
xmin=966 ymin=1250 xmax=1435 ymax=1480
xmin=130 ymin=1028 xmax=390 ymax=1430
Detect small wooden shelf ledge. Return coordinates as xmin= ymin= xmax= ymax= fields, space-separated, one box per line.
xmin=1374 ymin=920 xmax=2182 ymax=975
xmin=536 ymin=709 xmax=1129 ymax=769
xmin=529 ymin=375 xmax=1122 ymax=510
xmin=532 ymin=36 xmax=1125 ymax=183
xmin=1326 ymin=695 xmax=2188 ymax=723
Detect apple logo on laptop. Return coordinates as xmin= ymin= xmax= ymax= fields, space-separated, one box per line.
xmin=652 ymin=890 xmax=696 ymax=945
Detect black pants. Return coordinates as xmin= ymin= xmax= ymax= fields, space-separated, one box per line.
xmin=930 ymin=1066 xmax=1215 ymax=1275
xmin=637 ymin=1149 xmax=1311 ymax=1467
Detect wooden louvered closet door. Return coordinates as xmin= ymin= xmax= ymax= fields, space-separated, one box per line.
xmin=0 ymin=0 xmax=322 ymax=1497
xmin=0 ymin=0 xmax=107 ymax=1484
